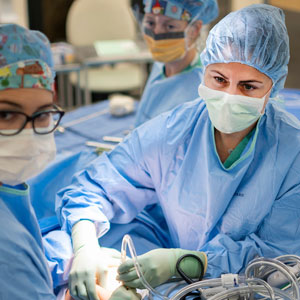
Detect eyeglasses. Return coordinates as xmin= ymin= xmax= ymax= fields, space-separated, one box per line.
xmin=0 ymin=104 xmax=65 ymax=136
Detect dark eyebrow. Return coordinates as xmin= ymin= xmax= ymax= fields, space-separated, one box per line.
xmin=0 ymin=100 xmax=23 ymax=108
xmin=210 ymin=71 xmax=264 ymax=85
xmin=239 ymin=80 xmax=263 ymax=84
xmin=0 ymin=100 xmax=54 ymax=111
xmin=210 ymin=70 xmax=228 ymax=80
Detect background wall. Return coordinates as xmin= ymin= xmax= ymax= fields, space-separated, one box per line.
xmin=8 ymin=0 xmax=300 ymax=90
xmin=0 ymin=0 xmax=28 ymax=27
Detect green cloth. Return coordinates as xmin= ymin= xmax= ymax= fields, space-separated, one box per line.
xmin=0 ymin=183 xmax=29 ymax=196
xmin=223 ymin=129 xmax=255 ymax=168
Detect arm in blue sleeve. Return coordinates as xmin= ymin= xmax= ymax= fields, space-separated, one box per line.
xmin=42 ymin=230 xmax=73 ymax=289
xmin=201 ymin=182 xmax=300 ymax=278
xmin=56 ymin=119 xmax=164 ymax=236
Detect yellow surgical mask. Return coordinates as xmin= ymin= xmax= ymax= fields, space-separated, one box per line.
xmin=143 ymin=28 xmax=186 ymax=63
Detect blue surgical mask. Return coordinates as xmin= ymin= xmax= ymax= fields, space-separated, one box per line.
xmin=198 ymin=84 xmax=269 ymax=134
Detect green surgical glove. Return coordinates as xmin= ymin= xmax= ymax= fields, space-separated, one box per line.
xmin=108 ymin=286 xmax=141 ymax=300
xmin=69 ymin=220 xmax=122 ymax=300
xmin=117 ymin=248 xmax=207 ymax=289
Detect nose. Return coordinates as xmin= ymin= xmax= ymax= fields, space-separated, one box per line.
xmin=24 ymin=120 xmax=33 ymax=129
xmin=153 ymin=19 xmax=165 ymax=35
xmin=153 ymin=24 xmax=165 ymax=35
xmin=224 ymin=84 xmax=243 ymax=96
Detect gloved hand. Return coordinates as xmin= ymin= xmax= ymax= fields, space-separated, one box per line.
xmin=69 ymin=220 xmax=122 ymax=300
xmin=65 ymin=285 xmax=112 ymax=300
xmin=108 ymin=286 xmax=141 ymax=300
xmin=117 ymin=248 xmax=207 ymax=289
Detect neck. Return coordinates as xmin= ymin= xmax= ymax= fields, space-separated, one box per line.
xmin=215 ymin=122 xmax=257 ymax=163
xmin=164 ymin=48 xmax=197 ymax=77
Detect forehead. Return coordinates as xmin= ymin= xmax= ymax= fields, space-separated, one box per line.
xmin=206 ymin=63 xmax=271 ymax=82
xmin=144 ymin=13 xmax=185 ymax=24
xmin=0 ymin=88 xmax=53 ymax=108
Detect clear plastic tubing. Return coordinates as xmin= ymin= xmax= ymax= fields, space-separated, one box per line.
xmin=208 ymin=285 xmax=293 ymax=300
xmin=245 ymin=257 xmax=300 ymax=300
xmin=169 ymin=278 xmax=222 ymax=300
xmin=121 ymin=234 xmax=169 ymax=300
xmin=268 ymin=255 xmax=300 ymax=291
xmin=276 ymin=254 xmax=300 ymax=266
xmin=169 ymin=277 xmax=274 ymax=300
xmin=246 ymin=277 xmax=275 ymax=300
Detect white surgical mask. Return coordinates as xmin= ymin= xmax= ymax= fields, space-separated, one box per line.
xmin=0 ymin=129 xmax=56 ymax=186
xmin=198 ymin=84 xmax=268 ymax=134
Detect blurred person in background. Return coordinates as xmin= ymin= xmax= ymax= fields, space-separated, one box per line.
xmin=134 ymin=0 xmax=219 ymax=126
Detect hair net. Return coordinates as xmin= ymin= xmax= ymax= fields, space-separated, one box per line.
xmin=143 ymin=0 xmax=219 ymax=24
xmin=200 ymin=4 xmax=290 ymax=97
xmin=0 ymin=24 xmax=55 ymax=91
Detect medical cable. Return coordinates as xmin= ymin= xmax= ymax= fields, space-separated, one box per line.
xmin=245 ymin=277 xmax=275 ymax=299
xmin=155 ymin=259 xmax=300 ymax=300
xmin=176 ymin=254 xmax=205 ymax=284
xmin=168 ymin=276 xmax=277 ymax=300
xmin=120 ymin=235 xmax=300 ymax=300
xmin=267 ymin=255 xmax=300 ymax=296
xmin=121 ymin=234 xmax=169 ymax=300
xmin=208 ymin=284 xmax=292 ymax=300
xmin=245 ymin=257 xmax=300 ymax=299
xmin=175 ymin=254 xmax=204 ymax=299
xmin=168 ymin=279 xmax=223 ymax=300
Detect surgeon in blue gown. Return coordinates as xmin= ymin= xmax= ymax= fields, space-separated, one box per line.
xmin=56 ymin=3 xmax=300 ymax=300
xmin=0 ymin=24 xmax=137 ymax=300
xmin=134 ymin=0 xmax=218 ymax=127
xmin=30 ymin=0 xmax=218 ymax=291
xmin=0 ymin=24 xmax=65 ymax=299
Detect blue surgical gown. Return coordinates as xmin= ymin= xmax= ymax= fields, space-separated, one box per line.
xmin=0 ymin=184 xmax=55 ymax=299
xmin=30 ymin=150 xmax=170 ymax=288
xmin=56 ymin=100 xmax=300 ymax=279
xmin=134 ymin=56 xmax=203 ymax=127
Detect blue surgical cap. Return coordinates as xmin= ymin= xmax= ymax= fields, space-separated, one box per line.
xmin=0 ymin=24 xmax=55 ymax=80
xmin=143 ymin=0 xmax=219 ymax=24
xmin=200 ymin=4 xmax=290 ymax=97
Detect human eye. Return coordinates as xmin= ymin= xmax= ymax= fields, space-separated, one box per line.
xmin=166 ymin=24 xmax=176 ymax=31
xmin=0 ymin=111 xmax=17 ymax=121
xmin=242 ymin=83 xmax=256 ymax=91
xmin=165 ymin=21 xmax=181 ymax=32
xmin=214 ymin=76 xmax=226 ymax=84
xmin=143 ymin=19 xmax=155 ymax=29
xmin=35 ymin=111 xmax=51 ymax=122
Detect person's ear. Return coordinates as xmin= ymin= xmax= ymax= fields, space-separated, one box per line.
xmin=189 ymin=20 xmax=203 ymax=39
xmin=185 ymin=20 xmax=203 ymax=45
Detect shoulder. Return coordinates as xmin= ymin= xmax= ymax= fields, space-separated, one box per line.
xmin=0 ymin=200 xmax=55 ymax=299
xmin=263 ymin=102 xmax=300 ymax=184
xmin=132 ymin=98 xmax=207 ymax=145
xmin=265 ymin=102 xmax=300 ymax=146
xmin=164 ymin=98 xmax=207 ymax=128
xmin=139 ymin=98 xmax=208 ymax=146
xmin=267 ymin=101 xmax=300 ymax=130
xmin=148 ymin=62 xmax=164 ymax=78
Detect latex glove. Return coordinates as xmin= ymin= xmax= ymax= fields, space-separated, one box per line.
xmin=69 ymin=220 xmax=122 ymax=300
xmin=108 ymin=286 xmax=141 ymax=300
xmin=65 ymin=285 xmax=112 ymax=300
xmin=117 ymin=248 xmax=207 ymax=289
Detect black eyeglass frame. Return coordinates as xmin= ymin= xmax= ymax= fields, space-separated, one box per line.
xmin=0 ymin=104 xmax=65 ymax=136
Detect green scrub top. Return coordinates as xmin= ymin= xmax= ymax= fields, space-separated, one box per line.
xmin=223 ymin=129 xmax=255 ymax=169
